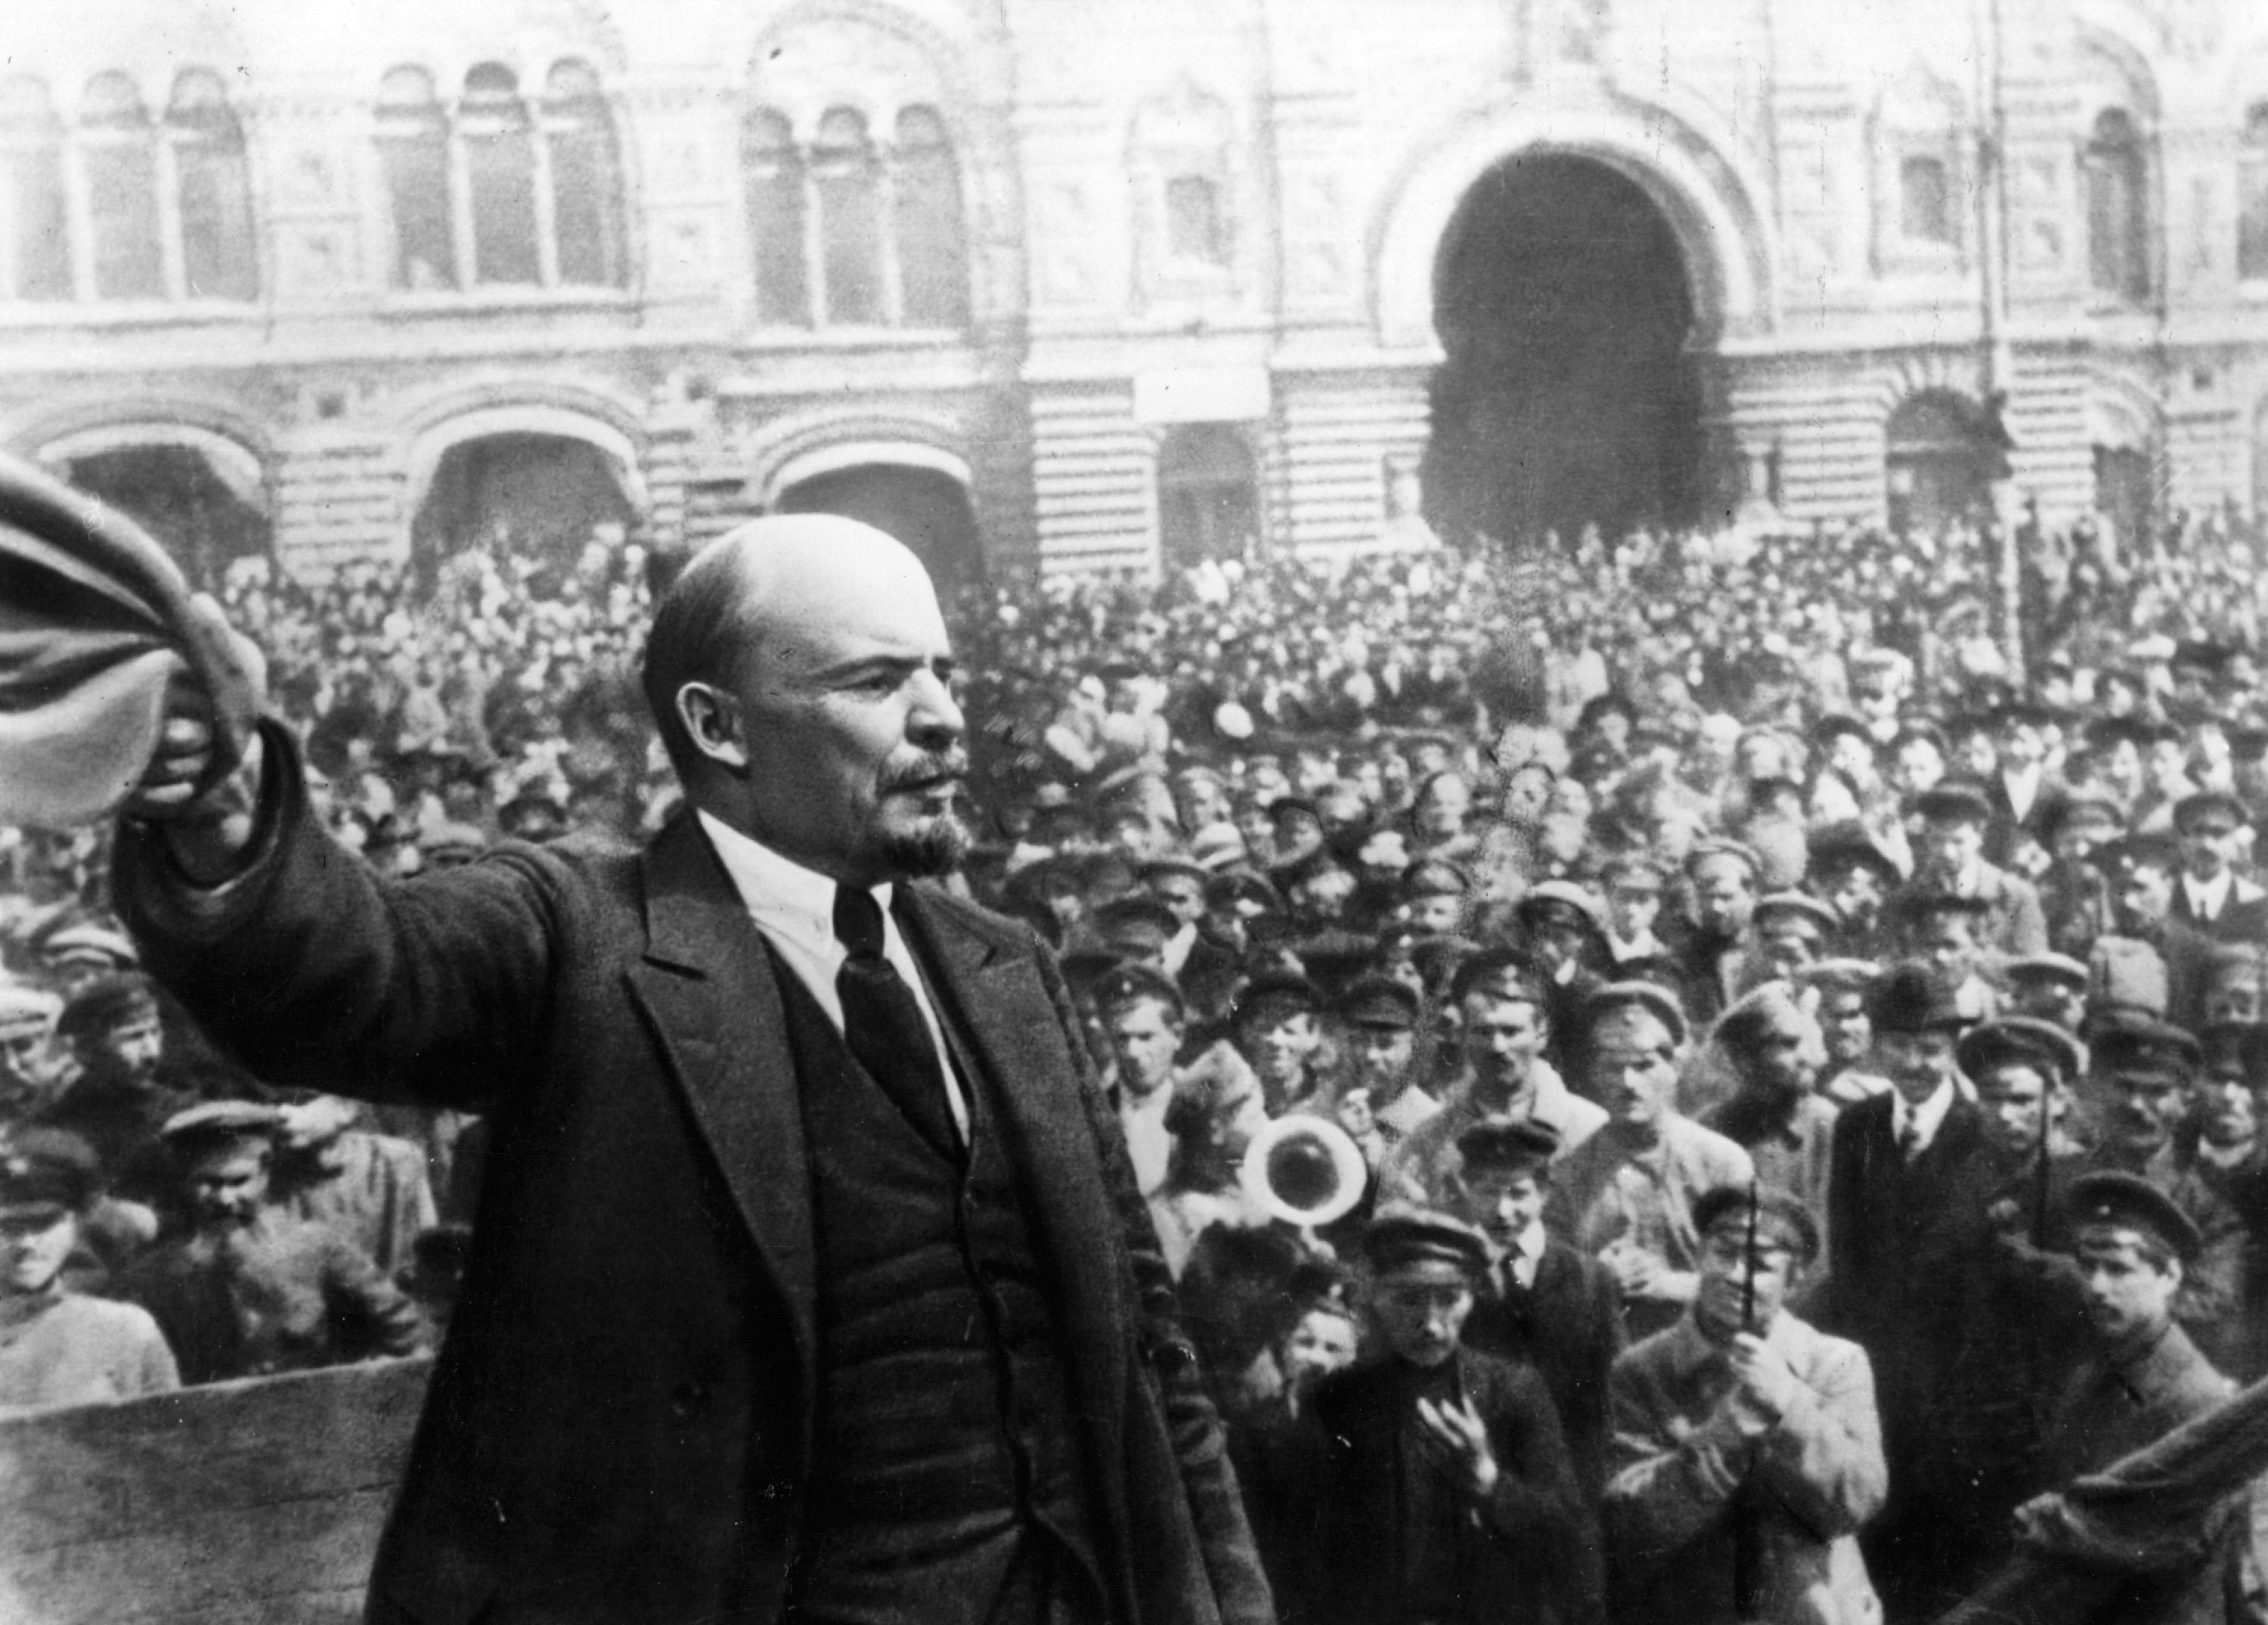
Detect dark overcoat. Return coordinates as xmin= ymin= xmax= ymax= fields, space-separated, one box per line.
xmin=115 ymin=727 xmax=1272 ymax=1625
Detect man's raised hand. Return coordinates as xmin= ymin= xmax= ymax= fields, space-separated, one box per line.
xmin=122 ymin=593 xmax=269 ymax=883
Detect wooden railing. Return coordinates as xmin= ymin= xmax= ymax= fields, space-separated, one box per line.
xmin=0 ymin=1357 xmax=431 ymax=1624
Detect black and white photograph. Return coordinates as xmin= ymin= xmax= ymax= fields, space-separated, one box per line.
xmin=4 ymin=2 xmax=2268 ymax=1622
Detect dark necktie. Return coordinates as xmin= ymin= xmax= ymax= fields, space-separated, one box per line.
xmin=832 ymin=885 xmax=962 ymax=1159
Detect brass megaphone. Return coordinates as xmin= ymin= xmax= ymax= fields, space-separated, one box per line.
xmin=1240 ymin=1112 xmax=1369 ymax=1230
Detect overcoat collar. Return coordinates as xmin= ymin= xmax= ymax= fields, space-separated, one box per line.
xmin=624 ymin=814 xmax=817 ymax=1431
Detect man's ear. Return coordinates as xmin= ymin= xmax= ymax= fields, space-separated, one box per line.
xmin=677 ymin=682 xmax=751 ymax=773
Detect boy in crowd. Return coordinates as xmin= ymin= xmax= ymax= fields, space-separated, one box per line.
xmin=0 ymin=1128 xmax=178 ymax=1413
xmin=1455 ymin=1118 xmax=1625 ymax=1500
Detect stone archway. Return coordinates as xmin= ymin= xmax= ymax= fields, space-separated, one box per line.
xmin=38 ymin=423 xmax=271 ymax=591
xmin=1422 ymin=152 xmax=1703 ymax=544
xmin=411 ymin=434 xmax=639 ymax=590
xmin=774 ymin=460 xmax=984 ymax=594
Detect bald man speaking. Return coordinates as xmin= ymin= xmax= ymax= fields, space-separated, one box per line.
xmin=115 ymin=518 xmax=1272 ymax=1625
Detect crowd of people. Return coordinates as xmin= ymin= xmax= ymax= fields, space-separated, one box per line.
xmin=8 ymin=498 xmax=2268 ymax=1623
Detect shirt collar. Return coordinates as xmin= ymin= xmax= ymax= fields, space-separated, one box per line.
xmin=2184 ymin=870 xmax=2233 ymax=914
xmin=1892 ymin=1075 xmax=1957 ymax=1148
xmin=696 ymin=810 xmax=890 ymax=941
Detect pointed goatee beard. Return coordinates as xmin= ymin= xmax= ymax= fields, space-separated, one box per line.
xmin=881 ymin=813 xmax=971 ymax=879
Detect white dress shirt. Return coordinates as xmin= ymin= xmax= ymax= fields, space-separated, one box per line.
xmin=2183 ymin=869 xmax=2234 ymax=923
xmin=699 ymin=811 xmax=969 ymax=1140
xmin=1504 ymin=1219 xmax=1548 ymax=1291
xmin=1117 ymin=1083 xmax=1176 ymax=1198
xmin=2002 ymin=764 xmax=2041 ymax=822
xmin=1889 ymin=1075 xmax=1957 ymax=1158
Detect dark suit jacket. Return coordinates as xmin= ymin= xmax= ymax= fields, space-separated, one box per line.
xmin=1820 ymin=1090 xmax=2000 ymax=1450
xmin=115 ymin=725 xmax=1272 ymax=1625
xmin=1986 ymin=771 xmax=2068 ymax=870
xmin=1463 ymin=1239 xmax=1625 ymax=1500
xmin=2170 ymin=873 xmax=2268 ymax=944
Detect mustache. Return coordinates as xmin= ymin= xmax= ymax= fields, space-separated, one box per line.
xmin=881 ymin=752 xmax=969 ymax=792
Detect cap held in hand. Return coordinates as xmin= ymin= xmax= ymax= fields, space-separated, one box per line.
xmin=0 ymin=451 xmax=259 ymax=826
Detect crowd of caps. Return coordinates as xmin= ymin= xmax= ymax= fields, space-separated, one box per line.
xmin=8 ymin=507 xmax=2268 ymax=1624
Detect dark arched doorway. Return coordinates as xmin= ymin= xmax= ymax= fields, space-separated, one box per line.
xmin=60 ymin=442 xmax=271 ymax=591
xmin=1423 ymin=152 xmax=1701 ymax=547
xmin=412 ymin=433 xmax=637 ymax=589
xmin=1157 ymin=424 xmax=1259 ymax=567
xmin=776 ymin=464 xmax=983 ymax=593
xmin=1885 ymin=391 xmax=1992 ymax=536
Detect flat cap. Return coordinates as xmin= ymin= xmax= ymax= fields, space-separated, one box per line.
xmin=0 ymin=1128 xmax=98 ymax=1214
xmin=2067 ymin=1170 xmax=2201 ymax=1263
xmin=1598 ymin=853 xmax=1666 ymax=892
xmin=1957 ymin=1016 xmax=2087 ymax=1088
xmin=1690 ymin=1183 xmax=1820 ymax=1264
xmin=1584 ymin=980 xmax=1690 ymax=1048
xmin=2006 ymin=951 xmax=2090 ymax=988
xmin=1753 ymin=891 xmax=1841 ymax=937
xmin=1233 ymin=969 xmax=1321 ymax=1025
xmin=160 ymin=1099 xmax=286 ymax=1150
xmin=1362 ymin=1208 xmax=1491 ymax=1277
xmin=1447 ymin=946 xmax=1544 ymax=1009
xmin=1454 ymin=1118 xmax=1563 ymax=1173
xmin=1092 ymin=894 xmax=1181 ymax=947
xmin=1335 ymin=974 xmax=1421 ymax=1031
xmin=1517 ymin=880 xmax=1606 ymax=935
xmin=1092 ymin=962 xmax=1184 ymax=1018
xmin=1800 ymin=957 xmax=1882 ymax=994
xmin=1914 ymin=780 xmax=1994 ymax=826
xmin=2094 ymin=1018 xmax=2201 ymax=1080
xmin=1402 ymin=858 xmax=1472 ymax=899
xmin=1685 ymin=839 xmax=1761 ymax=879
xmin=1205 ymin=870 xmax=1283 ymax=913
xmin=39 ymin=920 xmax=138 ymax=969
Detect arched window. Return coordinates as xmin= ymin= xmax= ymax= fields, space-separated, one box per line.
xmin=544 ymin=60 xmax=626 ymax=289
xmin=812 ymin=107 xmax=881 ymax=324
xmin=738 ymin=98 xmax=973 ymax=330
xmin=462 ymin=64 xmax=538 ymax=286
xmin=80 ymin=73 xmax=162 ymax=299
xmin=2241 ymin=103 xmax=2268 ymax=284
xmin=1157 ymin=424 xmax=1259 ymax=566
xmin=379 ymin=67 xmax=455 ymax=290
xmin=2085 ymin=108 xmax=2148 ymax=302
xmin=1899 ymin=155 xmax=1954 ymax=245
xmin=0 ymin=78 xmax=70 ymax=301
xmin=892 ymin=107 xmax=968 ymax=327
xmin=166 ymin=70 xmax=256 ymax=299
xmin=742 ymin=106 xmax=808 ymax=324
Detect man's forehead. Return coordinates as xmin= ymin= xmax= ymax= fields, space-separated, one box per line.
xmin=719 ymin=519 xmax=946 ymax=649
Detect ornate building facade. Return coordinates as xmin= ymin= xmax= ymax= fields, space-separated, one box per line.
xmin=0 ymin=0 xmax=2263 ymax=584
